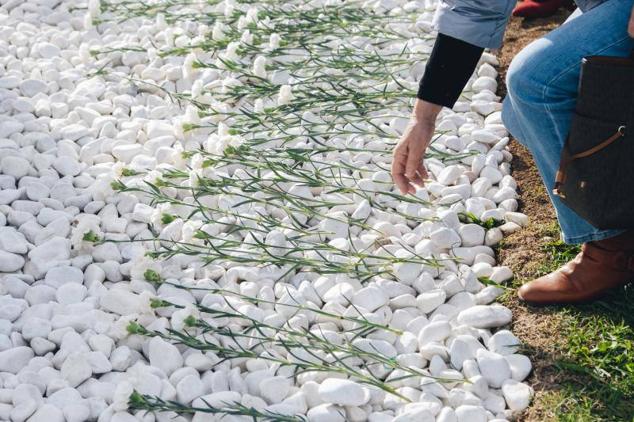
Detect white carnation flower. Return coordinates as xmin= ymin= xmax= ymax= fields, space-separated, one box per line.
xmin=183 ymin=52 xmax=198 ymax=81
xmin=205 ymin=133 xmax=222 ymax=154
xmin=223 ymin=41 xmax=240 ymax=62
xmin=130 ymin=256 xmax=162 ymax=282
xmin=182 ymin=220 xmax=204 ymax=243
xmin=112 ymin=381 xmax=134 ymax=411
xmin=224 ymin=2 xmax=235 ymax=17
xmin=240 ymin=29 xmax=253 ymax=45
xmin=254 ymin=98 xmax=264 ymax=113
xmin=171 ymin=304 xmax=201 ymax=331
xmin=109 ymin=314 xmax=139 ymax=341
xmin=87 ymin=0 xmax=100 ymax=17
xmin=138 ymin=291 xmax=157 ymax=315
xmin=155 ymin=13 xmax=167 ymax=31
xmin=269 ymin=33 xmax=281 ymax=50
xmin=190 ymin=79 xmax=203 ymax=98
xmin=277 ymin=84 xmax=294 ymax=106
xmin=70 ymin=215 xmax=103 ymax=252
xmin=253 ymin=55 xmax=267 ymax=78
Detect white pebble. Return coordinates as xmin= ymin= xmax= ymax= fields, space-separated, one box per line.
xmin=0 ymin=250 xmax=25 ymax=272
xmin=457 ymin=305 xmax=512 ymax=328
xmin=148 ymin=336 xmax=183 ymax=376
xmin=259 ymin=376 xmax=291 ymax=404
xmin=351 ymin=285 xmax=389 ymax=312
xmin=501 ymin=379 xmax=533 ymax=411
xmin=318 ymin=378 xmax=370 ymax=406
xmin=0 ymin=346 xmax=33 ymax=373
xmin=476 ymin=349 xmax=511 ymax=388
xmin=505 ymin=354 xmax=532 ymax=382
xmin=1 ymin=156 xmax=30 ymax=179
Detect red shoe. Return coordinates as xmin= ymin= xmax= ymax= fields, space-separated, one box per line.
xmin=512 ymin=0 xmax=569 ymax=18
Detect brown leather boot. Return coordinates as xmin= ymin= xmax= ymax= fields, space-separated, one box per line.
xmin=517 ymin=231 xmax=634 ymax=305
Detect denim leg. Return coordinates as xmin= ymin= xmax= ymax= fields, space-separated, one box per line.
xmin=501 ymin=0 xmax=634 ymax=244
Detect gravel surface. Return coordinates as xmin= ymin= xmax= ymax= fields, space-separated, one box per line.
xmin=0 ymin=0 xmax=533 ymax=420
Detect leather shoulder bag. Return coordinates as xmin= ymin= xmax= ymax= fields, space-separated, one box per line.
xmin=553 ymin=50 xmax=634 ymax=229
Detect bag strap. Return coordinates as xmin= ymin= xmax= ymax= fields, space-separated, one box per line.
xmin=553 ymin=125 xmax=627 ymax=198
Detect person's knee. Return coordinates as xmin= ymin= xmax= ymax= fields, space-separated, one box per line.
xmin=505 ymin=41 xmax=551 ymax=105
xmin=506 ymin=54 xmax=537 ymax=104
xmin=500 ymin=97 xmax=524 ymax=144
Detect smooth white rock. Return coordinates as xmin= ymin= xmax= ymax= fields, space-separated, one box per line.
xmin=437 ymin=166 xmax=463 ymax=185
xmin=455 ymin=404 xmax=487 ymax=422
xmin=61 ymin=353 xmax=93 ymax=387
xmin=0 ymin=346 xmax=33 ymax=373
xmin=45 ymin=266 xmax=83 ymax=288
xmin=436 ymin=407 xmax=458 ymax=422
xmin=27 ymin=404 xmax=64 ymax=422
xmin=306 ymin=404 xmax=346 ymax=422
xmin=476 ymin=349 xmax=511 ymax=388
xmin=100 ymin=289 xmax=143 ymax=316
xmin=418 ymin=320 xmax=451 ymax=346
xmin=430 ymin=227 xmax=461 ymax=249
xmin=148 ymin=336 xmax=183 ymax=376
xmin=504 ymin=211 xmax=529 ymax=227
xmin=501 ymin=379 xmax=533 ymax=411
xmin=417 ymin=289 xmax=446 ymax=314
xmin=55 ymin=283 xmax=88 ymax=305
xmin=456 ymin=305 xmax=512 ymax=328
xmin=21 ymin=317 xmax=52 ymax=340
xmin=0 ymin=227 xmax=29 ymax=254
xmin=505 ymin=354 xmax=532 ymax=382
xmin=351 ymin=286 xmax=389 ymax=312
xmin=459 ymin=224 xmax=485 ymax=247
xmin=64 ymin=404 xmax=91 ymax=422
xmin=259 ymin=376 xmax=291 ymax=404
xmin=487 ymin=330 xmax=520 ymax=355
xmin=53 ymin=157 xmax=82 ymax=177
xmin=192 ymin=391 xmax=242 ymax=408
xmin=20 ymin=79 xmax=48 ymax=97
xmin=317 ymin=379 xmax=370 ymax=406
xmin=0 ymin=250 xmax=25 ymax=272
xmin=1 ymin=156 xmax=30 ymax=179
xmin=176 ymin=374 xmax=205 ymax=404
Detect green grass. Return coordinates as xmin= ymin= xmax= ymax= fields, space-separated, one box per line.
xmin=535 ymin=387 xmax=617 ymax=422
xmin=512 ymin=224 xmax=634 ymax=421
xmin=536 ymin=238 xmax=580 ymax=276
xmin=549 ymin=285 xmax=634 ymax=422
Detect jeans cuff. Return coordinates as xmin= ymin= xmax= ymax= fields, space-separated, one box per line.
xmin=561 ymin=228 xmax=628 ymax=245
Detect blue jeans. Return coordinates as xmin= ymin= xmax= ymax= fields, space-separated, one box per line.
xmin=501 ymin=0 xmax=634 ymax=244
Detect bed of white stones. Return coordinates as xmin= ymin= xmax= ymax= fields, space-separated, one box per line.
xmin=0 ymin=0 xmax=534 ymax=421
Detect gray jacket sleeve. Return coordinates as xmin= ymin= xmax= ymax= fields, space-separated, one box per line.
xmin=432 ymin=0 xmax=516 ymax=49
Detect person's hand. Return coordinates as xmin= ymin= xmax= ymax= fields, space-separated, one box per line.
xmin=391 ymin=99 xmax=442 ymax=194
xmin=629 ymin=4 xmax=634 ymax=37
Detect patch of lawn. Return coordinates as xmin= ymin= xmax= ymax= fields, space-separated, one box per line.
xmin=520 ymin=227 xmax=634 ymax=421
xmin=533 ymin=388 xmax=599 ymax=421
xmin=536 ymin=239 xmax=580 ymax=276
xmin=533 ymin=220 xmax=581 ymax=277
xmin=550 ymin=285 xmax=634 ymax=421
